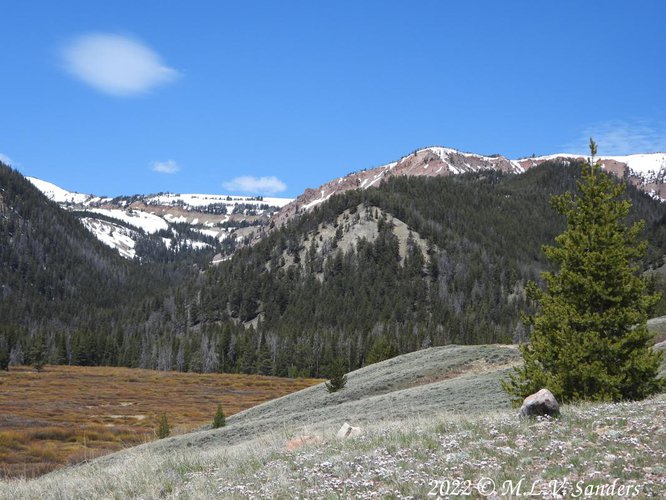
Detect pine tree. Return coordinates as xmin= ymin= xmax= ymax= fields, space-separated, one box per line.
xmin=503 ymin=140 xmax=664 ymax=404
xmin=30 ymin=333 xmax=47 ymax=372
xmin=0 ymin=338 xmax=9 ymax=371
xmin=366 ymin=337 xmax=397 ymax=364
xmin=212 ymin=404 xmax=226 ymax=428
xmin=325 ymin=357 xmax=348 ymax=393
xmin=156 ymin=413 xmax=170 ymax=439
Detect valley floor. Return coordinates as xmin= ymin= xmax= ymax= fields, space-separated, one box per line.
xmin=0 ymin=365 xmax=320 ymax=478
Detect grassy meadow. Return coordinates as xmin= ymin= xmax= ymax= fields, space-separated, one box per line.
xmin=2 ymin=394 xmax=663 ymax=499
xmin=0 ymin=365 xmax=320 ymax=479
xmin=0 ymin=343 xmax=664 ymax=498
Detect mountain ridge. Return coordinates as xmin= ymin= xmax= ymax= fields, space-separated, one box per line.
xmin=26 ymin=147 xmax=666 ymax=257
xmin=26 ymin=177 xmax=293 ymax=259
xmin=272 ymin=147 xmax=666 ymax=228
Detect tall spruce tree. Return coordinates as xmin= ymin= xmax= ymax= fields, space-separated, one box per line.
xmin=503 ymin=139 xmax=664 ymax=404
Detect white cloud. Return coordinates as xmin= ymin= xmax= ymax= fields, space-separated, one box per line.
xmin=61 ymin=33 xmax=179 ymax=96
xmin=565 ymin=120 xmax=666 ymax=155
xmin=222 ymin=176 xmax=287 ymax=195
xmin=151 ymin=160 xmax=180 ymax=174
xmin=0 ymin=153 xmax=14 ymax=166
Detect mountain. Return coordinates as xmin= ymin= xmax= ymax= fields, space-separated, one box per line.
xmin=0 ymin=161 xmax=234 ymax=371
xmin=26 ymin=147 xmax=666 ymax=258
xmin=1 ymin=163 xmax=144 ymax=363
xmin=26 ymin=177 xmax=293 ymax=260
xmin=176 ymin=161 xmax=666 ymax=378
xmin=273 ymin=147 xmax=666 ymax=228
xmin=3 ymin=153 xmax=666 ymax=378
xmin=518 ymin=152 xmax=666 ymax=197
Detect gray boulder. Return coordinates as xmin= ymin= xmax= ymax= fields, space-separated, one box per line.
xmin=519 ymin=388 xmax=560 ymax=418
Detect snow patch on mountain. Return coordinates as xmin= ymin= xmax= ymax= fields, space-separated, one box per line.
xmin=519 ymin=152 xmax=666 ymax=183
xmin=186 ymin=240 xmax=211 ymax=250
xmin=303 ymin=191 xmax=334 ymax=210
xmin=144 ymin=193 xmax=292 ymax=209
xmin=80 ymin=218 xmax=137 ymax=259
xmin=602 ymin=153 xmax=666 ymax=182
xmin=88 ymin=209 xmax=169 ymax=234
xmin=194 ymin=228 xmax=231 ymax=241
xmin=27 ymin=177 xmax=94 ymax=205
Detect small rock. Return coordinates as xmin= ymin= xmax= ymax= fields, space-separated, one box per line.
xmin=445 ymin=452 xmax=469 ymax=463
xmin=519 ymin=388 xmax=560 ymax=418
xmin=336 ymin=422 xmax=362 ymax=438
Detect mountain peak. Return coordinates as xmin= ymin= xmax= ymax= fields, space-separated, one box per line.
xmin=271 ymin=148 xmax=666 ymax=229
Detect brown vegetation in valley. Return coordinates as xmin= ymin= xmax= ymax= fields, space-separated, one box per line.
xmin=0 ymin=365 xmax=320 ymax=479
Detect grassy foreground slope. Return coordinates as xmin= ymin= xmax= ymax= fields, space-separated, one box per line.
xmin=2 ymin=342 xmax=664 ymax=498
xmin=59 ymin=344 xmax=521 ymax=469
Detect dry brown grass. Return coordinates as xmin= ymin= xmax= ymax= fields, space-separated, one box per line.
xmin=0 ymin=365 xmax=321 ymax=479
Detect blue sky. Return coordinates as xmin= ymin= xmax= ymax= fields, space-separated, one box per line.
xmin=2 ymin=1 xmax=666 ymax=198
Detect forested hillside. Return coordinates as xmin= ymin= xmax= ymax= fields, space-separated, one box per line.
xmin=2 ymin=160 xmax=665 ymax=377
xmin=171 ymin=161 xmax=666 ymax=377
xmin=0 ymin=162 xmax=202 ymax=368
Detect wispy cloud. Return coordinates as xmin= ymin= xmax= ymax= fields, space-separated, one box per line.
xmin=0 ymin=153 xmax=14 ymax=166
xmin=151 ymin=160 xmax=180 ymax=174
xmin=61 ymin=33 xmax=179 ymax=96
xmin=222 ymin=176 xmax=287 ymax=195
xmin=565 ymin=120 xmax=666 ymax=155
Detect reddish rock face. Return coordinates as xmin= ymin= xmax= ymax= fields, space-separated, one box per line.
xmin=272 ymin=147 xmax=525 ymax=229
xmin=270 ymin=147 xmax=666 ymax=233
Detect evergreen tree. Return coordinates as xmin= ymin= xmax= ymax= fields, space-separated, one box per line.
xmin=30 ymin=333 xmax=47 ymax=372
xmin=156 ymin=413 xmax=170 ymax=439
xmin=212 ymin=404 xmax=226 ymax=428
xmin=0 ymin=337 xmax=9 ymax=371
xmin=503 ymin=140 xmax=664 ymax=404
xmin=366 ymin=337 xmax=397 ymax=365
xmin=325 ymin=357 xmax=348 ymax=393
